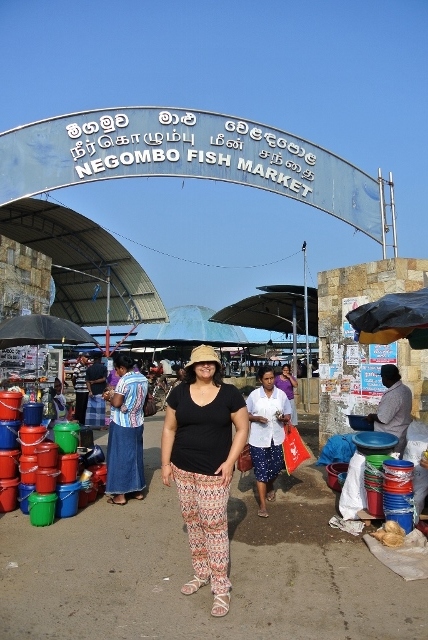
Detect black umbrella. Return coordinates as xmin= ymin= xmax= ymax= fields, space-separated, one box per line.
xmin=0 ymin=314 xmax=97 ymax=349
xmin=346 ymin=287 xmax=428 ymax=349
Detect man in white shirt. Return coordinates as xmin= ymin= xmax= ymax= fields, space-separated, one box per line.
xmin=367 ymin=364 xmax=412 ymax=457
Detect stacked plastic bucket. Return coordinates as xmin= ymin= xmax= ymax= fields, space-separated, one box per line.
xmin=18 ymin=408 xmax=81 ymax=525
xmin=364 ymin=453 xmax=394 ymax=518
xmin=0 ymin=391 xmax=22 ymax=513
xmin=382 ymin=459 xmax=414 ymax=534
xmin=0 ymin=388 xmax=107 ymax=523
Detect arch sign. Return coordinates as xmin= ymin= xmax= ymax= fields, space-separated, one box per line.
xmin=0 ymin=107 xmax=381 ymax=241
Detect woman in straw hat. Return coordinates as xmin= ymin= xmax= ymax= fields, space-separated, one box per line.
xmin=161 ymin=344 xmax=249 ymax=618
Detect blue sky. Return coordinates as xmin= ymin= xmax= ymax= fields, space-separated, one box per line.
xmin=1 ymin=0 xmax=427 ymax=317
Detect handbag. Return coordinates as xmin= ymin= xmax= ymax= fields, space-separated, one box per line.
xmin=237 ymin=443 xmax=253 ymax=472
xmin=282 ymin=425 xmax=311 ymax=475
xmin=143 ymin=391 xmax=157 ymax=417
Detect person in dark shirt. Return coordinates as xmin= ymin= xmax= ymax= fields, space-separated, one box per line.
xmin=85 ymin=354 xmax=107 ymax=429
xmin=161 ymin=344 xmax=249 ymax=618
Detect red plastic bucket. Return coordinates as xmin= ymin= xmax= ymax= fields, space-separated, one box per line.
xmin=78 ymin=489 xmax=89 ymax=509
xmin=35 ymin=468 xmax=60 ymax=494
xmin=19 ymin=454 xmax=38 ymax=484
xmin=0 ymin=391 xmax=22 ymax=421
xmin=0 ymin=477 xmax=19 ymax=512
xmin=34 ymin=442 xmax=59 ymax=469
xmin=18 ymin=425 xmax=47 ymax=455
xmin=366 ymin=488 xmax=384 ymax=518
xmin=88 ymin=463 xmax=108 ymax=495
xmin=383 ymin=481 xmax=413 ymax=494
xmin=86 ymin=483 xmax=98 ymax=503
xmin=326 ymin=463 xmax=349 ymax=492
xmin=57 ymin=453 xmax=79 ymax=483
xmin=0 ymin=449 xmax=20 ymax=479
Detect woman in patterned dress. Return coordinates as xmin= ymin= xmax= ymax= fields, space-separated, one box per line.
xmin=103 ymin=354 xmax=148 ymax=505
xmin=246 ymin=365 xmax=292 ymax=518
xmin=161 ymin=345 xmax=249 ymax=618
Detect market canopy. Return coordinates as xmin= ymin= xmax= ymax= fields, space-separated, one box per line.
xmin=128 ymin=305 xmax=250 ymax=347
xmin=209 ymin=286 xmax=318 ymax=337
xmin=0 ymin=197 xmax=168 ymax=327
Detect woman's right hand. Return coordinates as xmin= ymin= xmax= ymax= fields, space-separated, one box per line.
xmin=162 ymin=464 xmax=174 ymax=487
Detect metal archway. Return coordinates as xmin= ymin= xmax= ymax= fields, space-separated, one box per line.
xmin=0 ymin=106 xmax=386 ymax=246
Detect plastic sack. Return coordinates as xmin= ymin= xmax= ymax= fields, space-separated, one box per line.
xmin=403 ymin=420 xmax=428 ymax=521
xmin=316 ymin=433 xmax=357 ymax=466
xmin=283 ymin=425 xmax=311 ymax=475
xmin=339 ymin=451 xmax=367 ymax=520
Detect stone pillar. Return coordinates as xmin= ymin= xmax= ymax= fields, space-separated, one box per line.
xmin=318 ymin=258 xmax=428 ymax=448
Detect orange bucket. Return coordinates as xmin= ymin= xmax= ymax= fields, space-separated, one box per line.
xmin=34 ymin=442 xmax=59 ymax=469
xmin=0 ymin=391 xmax=22 ymax=421
xmin=86 ymin=483 xmax=98 ymax=503
xmin=57 ymin=453 xmax=79 ymax=484
xmin=35 ymin=468 xmax=60 ymax=494
xmin=78 ymin=489 xmax=89 ymax=509
xmin=18 ymin=425 xmax=47 ymax=455
xmin=0 ymin=449 xmax=20 ymax=479
xmin=88 ymin=463 xmax=108 ymax=495
xmin=0 ymin=477 xmax=19 ymax=512
xmin=19 ymin=454 xmax=38 ymax=484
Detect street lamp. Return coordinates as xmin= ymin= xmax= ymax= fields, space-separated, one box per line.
xmin=52 ymin=264 xmax=112 ymax=356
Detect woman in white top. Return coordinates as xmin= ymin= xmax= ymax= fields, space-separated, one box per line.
xmin=246 ymin=366 xmax=292 ymax=518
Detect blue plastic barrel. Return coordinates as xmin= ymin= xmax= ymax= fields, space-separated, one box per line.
xmin=0 ymin=420 xmax=21 ymax=449
xmin=55 ymin=481 xmax=81 ymax=518
xmin=18 ymin=482 xmax=36 ymax=515
xmin=22 ymin=402 xmax=44 ymax=426
xmin=383 ymin=491 xmax=414 ymax=534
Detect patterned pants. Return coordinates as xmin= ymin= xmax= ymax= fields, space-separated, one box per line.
xmin=171 ymin=464 xmax=231 ymax=595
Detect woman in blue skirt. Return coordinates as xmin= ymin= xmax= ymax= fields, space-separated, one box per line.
xmin=103 ymin=354 xmax=148 ymax=505
xmin=246 ymin=366 xmax=292 ymax=518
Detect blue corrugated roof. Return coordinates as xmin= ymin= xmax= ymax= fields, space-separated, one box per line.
xmin=131 ymin=305 xmax=248 ymax=344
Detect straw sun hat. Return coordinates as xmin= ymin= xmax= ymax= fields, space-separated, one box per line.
xmin=184 ymin=344 xmax=221 ymax=368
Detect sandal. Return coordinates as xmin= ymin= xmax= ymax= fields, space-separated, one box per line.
xmin=180 ymin=575 xmax=210 ymax=595
xmin=211 ymin=592 xmax=230 ymax=617
xmin=266 ymin=490 xmax=276 ymax=502
xmin=107 ymin=497 xmax=127 ymax=506
xmin=258 ymin=509 xmax=269 ymax=518
xmin=130 ymin=492 xmax=144 ymax=500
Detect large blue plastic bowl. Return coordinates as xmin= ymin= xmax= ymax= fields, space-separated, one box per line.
xmin=352 ymin=431 xmax=399 ymax=450
xmin=347 ymin=415 xmax=374 ymax=431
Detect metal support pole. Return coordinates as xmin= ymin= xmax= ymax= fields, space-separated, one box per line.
xmin=302 ymin=241 xmax=310 ymax=413
xmin=389 ymin=172 xmax=398 ymax=258
xmin=292 ymin=300 xmax=297 ymax=377
xmin=105 ymin=266 xmax=111 ymax=358
xmin=378 ymin=168 xmax=387 ymax=259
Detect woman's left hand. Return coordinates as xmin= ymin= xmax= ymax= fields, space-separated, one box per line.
xmin=214 ymin=461 xmax=234 ymax=486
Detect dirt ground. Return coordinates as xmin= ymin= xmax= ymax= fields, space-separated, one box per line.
xmin=1 ymin=412 xmax=427 ymax=640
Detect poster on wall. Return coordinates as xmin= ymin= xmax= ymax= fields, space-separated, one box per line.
xmin=369 ymin=343 xmax=397 ymax=364
xmin=320 ymin=364 xmax=340 ymax=393
xmin=360 ymin=364 xmax=384 ymax=396
xmin=342 ymin=296 xmax=369 ymax=338
xmin=346 ymin=344 xmax=361 ymax=365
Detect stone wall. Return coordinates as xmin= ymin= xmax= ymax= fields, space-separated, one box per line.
xmin=318 ymin=258 xmax=428 ymax=447
xmin=0 ymin=235 xmax=51 ymax=320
